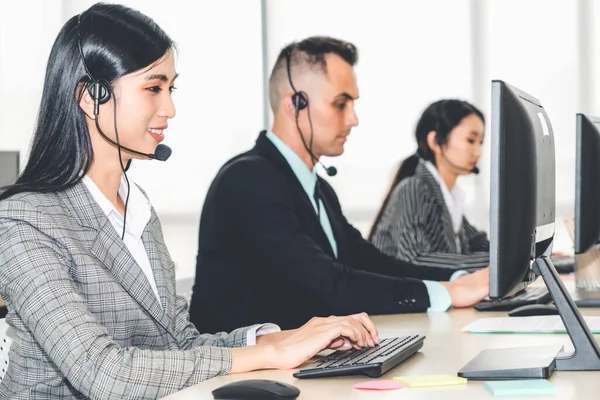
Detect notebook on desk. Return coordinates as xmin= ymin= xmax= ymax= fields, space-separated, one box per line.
xmin=463 ymin=315 xmax=600 ymax=334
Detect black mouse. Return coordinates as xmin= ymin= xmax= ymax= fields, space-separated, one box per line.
xmin=212 ymin=379 xmax=300 ymax=400
xmin=508 ymin=304 xmax=559 ymax=317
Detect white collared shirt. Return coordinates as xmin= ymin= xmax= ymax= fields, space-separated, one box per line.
xmin=424 ymin=161 xmax=466 ymax=251
xmin=82 ymin=174 xmax=160 ymax=302
xmin=82 ymin=174 xmax=279 ymax=344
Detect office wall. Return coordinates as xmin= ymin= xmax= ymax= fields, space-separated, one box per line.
xmin=0 ymin=1 xmax=63 ymax=155
xmin=486 ymin=0 xmax=581 ymax=250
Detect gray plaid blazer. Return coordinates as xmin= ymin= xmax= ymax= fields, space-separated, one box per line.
xmin=0 ymin=181 xmax=256 ymax=399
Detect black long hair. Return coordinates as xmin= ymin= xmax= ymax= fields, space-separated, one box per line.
xmin=0 ymin=3 xmax=174 ymax=201
xmin=368 ymin=99 xmax=484 ymax=240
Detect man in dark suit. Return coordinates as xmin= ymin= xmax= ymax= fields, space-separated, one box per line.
xmin=189 ymin=36 xmax=489 ymax=333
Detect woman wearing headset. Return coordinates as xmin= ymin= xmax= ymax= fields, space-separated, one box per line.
xmin=369 ymin=99 xmax=490 ymax=272
xmin=0 ymin=4 xmax=377 ymax=399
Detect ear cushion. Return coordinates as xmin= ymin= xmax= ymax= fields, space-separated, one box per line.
xmin=292 ymin=92 xmax=308 ymax=111
xmin=88 ymin=81 xmax=111 ymax=105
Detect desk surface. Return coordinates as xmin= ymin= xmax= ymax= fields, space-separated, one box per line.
xmin=162 ymin=304 xmax=600 ymax=400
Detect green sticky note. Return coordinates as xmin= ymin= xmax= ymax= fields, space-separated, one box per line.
xmin=484 ymin=380 xmax=556 ymax=396
xmin=393 ymin=375 xmax=467 ymax=388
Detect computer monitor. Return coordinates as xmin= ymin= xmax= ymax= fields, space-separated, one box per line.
xmin=489 ymin=81 xmax=556 ymax=299
xmin=459 ymin=81 xmax=600 ymax=380
xmin=574 ymin=114 xmax=600 ymax=254
xmin=0 ymin=151 xmax=20 ymax=188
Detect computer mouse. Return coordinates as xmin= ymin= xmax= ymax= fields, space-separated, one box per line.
xmin=212 ymin=379 xmax=300 ymax=400
xmin=508 ymin=304 xmax=559 ymax=317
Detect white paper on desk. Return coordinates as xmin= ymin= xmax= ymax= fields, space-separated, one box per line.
xmin=463 ymin=316 xmax=600 ymax=334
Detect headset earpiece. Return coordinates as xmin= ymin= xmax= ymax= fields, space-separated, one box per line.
xmin=285 ymin=46 xmax=336 ymax=176
xmin=78 ymin=14 xmax=111 ymax=113
xmin=88 ymin=80 xmax=111 ymax=105
xmin=292 ymin=92 xmax=308 ymax=111
xmin=286 ymin=49 xmax=308 ymax=112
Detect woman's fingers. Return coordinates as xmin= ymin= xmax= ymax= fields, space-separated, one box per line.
xmin=328 ymin=337 xmax=352 ymax=350
xmin=352 ymin=312 xmax=379 ymax=345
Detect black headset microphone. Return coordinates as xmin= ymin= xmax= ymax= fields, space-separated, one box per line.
xmin=285 ymin=50 xmax=337 ymax=177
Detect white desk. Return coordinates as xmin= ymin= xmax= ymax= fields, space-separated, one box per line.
xmin=161 ymin=304 xmax=600 ymax=400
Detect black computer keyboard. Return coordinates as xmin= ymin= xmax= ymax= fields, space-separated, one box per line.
xmin=475 ymin=287 xmax=551 ymax=311
xmin=293 ymin=335 xmax=425 ymax=379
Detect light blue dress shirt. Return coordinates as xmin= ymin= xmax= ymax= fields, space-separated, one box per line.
xmin=266 ymin=131 xmax=457 ymax=312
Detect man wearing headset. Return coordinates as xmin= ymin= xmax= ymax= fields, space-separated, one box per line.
xmin=189 ymin=36 xmax=490 ymax=333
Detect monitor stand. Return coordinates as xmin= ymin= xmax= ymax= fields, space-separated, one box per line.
xmin=458 ymin=256 xmax=600 ymax=380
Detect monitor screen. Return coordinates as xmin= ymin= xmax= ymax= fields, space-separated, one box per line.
xmin=0 ymin=151 xmax=19 ymax=188
xmin=489 ymin=81 xmax=556 ymax=299
xmin=574 ymin=113 xmax=600 ymax=254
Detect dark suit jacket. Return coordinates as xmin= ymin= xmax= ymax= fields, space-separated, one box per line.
xmin=189 ymin=132 xmax=455 ymax=332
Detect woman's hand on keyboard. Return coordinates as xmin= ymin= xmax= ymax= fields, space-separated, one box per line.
xmin=267 ymin=313 xmax=379 ymax=369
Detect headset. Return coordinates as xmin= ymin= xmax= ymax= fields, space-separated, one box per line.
xmin=77 ymin=13 xmax=172 ymax=239
xmin=76 ymin=15 xmax=172 ymax=162
xmin=285 ymin=48 xmax=337 ymax=177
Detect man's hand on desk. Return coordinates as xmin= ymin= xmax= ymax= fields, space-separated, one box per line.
xmin=256 ymin=313 xmax=379 ymax=370
xmin=442 ymin=266 xmax=490 ymax=308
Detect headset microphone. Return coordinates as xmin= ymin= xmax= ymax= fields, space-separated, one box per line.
xmin=153 ymin=144 xmax=172 ymax=161
xmin=322 ymin=164 xmax=337 ymax=177
xmin=94 ymin=120 xmax=172 ymax=161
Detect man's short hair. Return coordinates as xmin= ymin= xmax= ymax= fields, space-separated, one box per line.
xmin=269 ymin=36 xmax=358 ymax=112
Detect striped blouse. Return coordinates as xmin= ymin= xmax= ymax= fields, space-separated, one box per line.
xmin=371 ymin=161 xmax=489 ymax=270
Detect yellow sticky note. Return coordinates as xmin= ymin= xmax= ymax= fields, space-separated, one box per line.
xmin=393 ymin=375 xmax=467 ymax=388
xmin=528 ymin=276 xmax=547 ymax=288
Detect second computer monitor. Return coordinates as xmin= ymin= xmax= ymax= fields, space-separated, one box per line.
xmin=0 ymin=151 xmax=20 ymax=188
xmin=575 ymin=114 xmax=600 ymax=255
xmin=489 ymin=80 xmax=556 ymax=299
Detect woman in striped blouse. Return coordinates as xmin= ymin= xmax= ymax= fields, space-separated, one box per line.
xmin=369 ymin=99 xmax=489 ymax=271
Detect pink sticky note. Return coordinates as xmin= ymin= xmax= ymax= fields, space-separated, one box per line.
xmin=353 ymin=380 xmax=405 ymax=391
